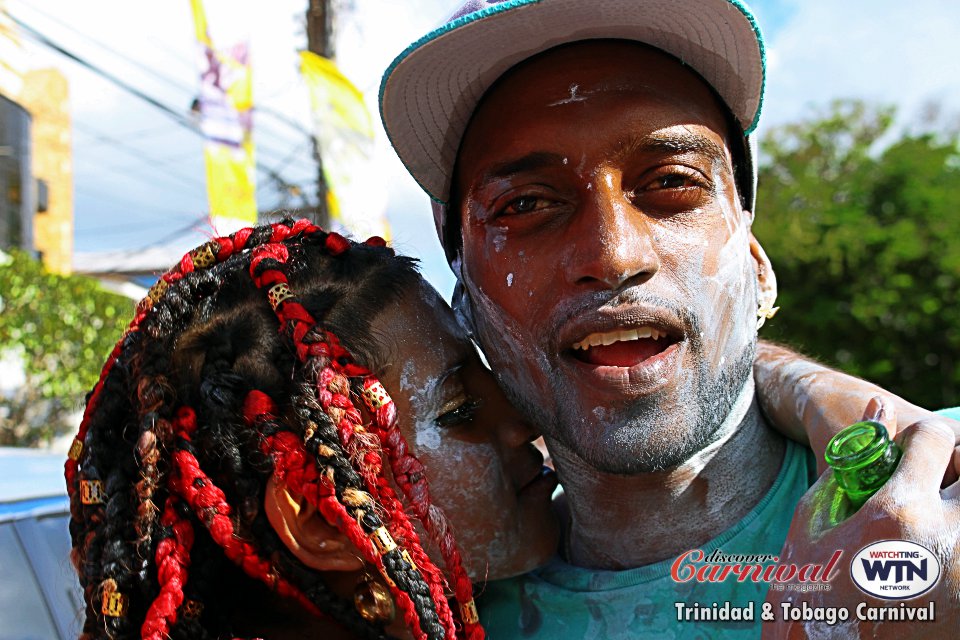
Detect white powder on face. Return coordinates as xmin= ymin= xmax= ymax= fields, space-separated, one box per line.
xmin=400 ymin=355 xmax=444 ymax=452
xmin=575 ymin=154 xmax=587 ymax=175
xmin=399 ymin=360 xmax=417 ymax=393
xmin=506 ymin=273 xmax=514 ymax=287
xmin=548 ymin=82 xmax=586 ymax=107
xmin=492 ymin=230 xmax=507 ymax=253
xmin=415 ymin=418 xmax=442 ymax=451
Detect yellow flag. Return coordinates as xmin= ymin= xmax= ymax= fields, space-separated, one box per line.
xmin=300 ymin=51 xmax=374 ymax=139
xmin=300 ymin=51 xmax=389 ymax=241
xmin=190 ymin=0 xmax=257 ymax=233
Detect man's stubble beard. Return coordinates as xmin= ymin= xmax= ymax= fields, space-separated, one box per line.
xmin=495 ymin=336 xmax=758 ymax=476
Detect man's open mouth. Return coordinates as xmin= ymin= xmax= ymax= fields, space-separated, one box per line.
xmin=569 ymin=326 xmax=679 ymax=367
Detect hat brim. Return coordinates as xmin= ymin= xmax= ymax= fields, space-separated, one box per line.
xmin=380 ymin=0 xmax=764 ymax=205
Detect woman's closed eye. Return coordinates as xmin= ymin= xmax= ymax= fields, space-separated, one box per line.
xmin=435 ymin=398 xmax=482 ymax=428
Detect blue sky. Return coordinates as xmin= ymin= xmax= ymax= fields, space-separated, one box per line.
xmin=11 ymin=0 xmax=960 ymax=298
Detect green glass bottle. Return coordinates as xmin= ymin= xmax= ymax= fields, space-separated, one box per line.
xmin=824 ymin=420 xmax=902 ymax=509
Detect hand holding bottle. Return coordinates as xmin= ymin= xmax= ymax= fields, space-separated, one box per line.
xmin=762 ymin=399 xmax=960 ymax=639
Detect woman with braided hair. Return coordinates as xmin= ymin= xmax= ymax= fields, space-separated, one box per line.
xmin=65 ymin=218 xmax=559 ymax=640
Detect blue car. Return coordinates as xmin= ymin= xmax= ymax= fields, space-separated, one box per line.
xmin=0 ymin=447 xmax=83 ymax=639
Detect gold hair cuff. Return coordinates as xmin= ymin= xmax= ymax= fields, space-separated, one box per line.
xmin=80 ymin=480 xmax=105 ymax=505
xmin=460 ymin=599 xmax=479 ymax=625
xmin=68 ymin=438 xmax=83 ymax=461
xmin=102 ymin=591 xmax=128 ymax=617
xmin=370 ymin=527 xmax=397 ymax=555
xmin=362 ymin=380 xmax=390 ymax=411
xmin=190 ymin=243 xmax=217 ymax=269
xmin=267 ymin=282 xmax=294 ymax=310
xmin=400 ymin=549 xmax=417 ymax=572
xmin=147 ymin=278 xmax=169 ymax=303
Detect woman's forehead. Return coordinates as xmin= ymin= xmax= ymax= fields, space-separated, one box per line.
xmin=372 ymin=279 xmax=472 ymax=381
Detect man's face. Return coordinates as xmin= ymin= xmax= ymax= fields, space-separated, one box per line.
xmin=454 ymin=41 xmax=764 ymax=473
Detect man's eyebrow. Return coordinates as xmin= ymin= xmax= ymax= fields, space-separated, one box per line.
xmin=614 ymin=131 xmax=730 ymax=169
xmin=480 ymin=151 xmax=568 ymax=183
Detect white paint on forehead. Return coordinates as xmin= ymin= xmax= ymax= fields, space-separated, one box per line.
xmin=506 ymin=273 xmax=514 ymax=287
xmin=547 ymin=82 xmax=586 ymax=107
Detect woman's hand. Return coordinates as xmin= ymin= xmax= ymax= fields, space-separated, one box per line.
xmin=754 ymin=341 xmax=960 ymax=481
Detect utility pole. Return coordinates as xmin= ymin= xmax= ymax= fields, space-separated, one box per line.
xmin=305 ymin=0 xmax=334 ymax=227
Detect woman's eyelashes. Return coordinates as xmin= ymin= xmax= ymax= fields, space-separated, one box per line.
xmin=434 ymin=397 xmax=483 ymax=428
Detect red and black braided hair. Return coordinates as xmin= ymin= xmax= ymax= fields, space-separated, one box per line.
xmin=65 ymin=219 xmax=484 ymax=640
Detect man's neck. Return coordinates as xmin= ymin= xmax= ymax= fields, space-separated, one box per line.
xmin=551 ymin=378 xmax=786 ymax=570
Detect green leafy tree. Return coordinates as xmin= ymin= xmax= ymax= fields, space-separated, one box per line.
xmin=755 ymin=100 xmax=960 ymax=409
xmin=0 ymin=249 xmax=134 ymax=446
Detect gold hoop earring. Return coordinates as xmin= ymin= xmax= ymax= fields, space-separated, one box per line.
xmin=354 ymin=573 xmax=395 ymax=624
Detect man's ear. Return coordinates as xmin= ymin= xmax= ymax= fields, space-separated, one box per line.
xmin=749 ymin=233 xmax=779 ymax=328
xmin=264 ymin=477 xmax=364 ymax=572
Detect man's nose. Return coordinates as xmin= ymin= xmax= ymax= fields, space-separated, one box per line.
xmin=564 ymin=171 xmax=660 ymax=290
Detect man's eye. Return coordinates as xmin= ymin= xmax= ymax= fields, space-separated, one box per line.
xmin=647 ymin=172 xmax=703 ymax=190
xmin=631 ymin=168 xmax=711 ymax=211
xmin=434 ymin=398 xmax=482 ymax=428
xmin=501 ymin=196 xmax=547 ymax=216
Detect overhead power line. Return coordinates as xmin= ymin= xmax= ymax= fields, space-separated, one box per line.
xmin=9 ymin=2 xmax=316 ymax=146
xmin=7 ymin=0 xmax=195 ymax=98
xmin=5 ymin=10 xmax=196 ymax=130
xmin=5 ymin=10 xmax=311 ymax=200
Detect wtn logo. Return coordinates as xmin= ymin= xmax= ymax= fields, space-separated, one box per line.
xmin=851 ymin=541 xmax=941 ymax=600
xmin=861 ymin=558 xmax=927 ymax=583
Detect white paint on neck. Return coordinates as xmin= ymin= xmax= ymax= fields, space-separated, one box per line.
xmin=681 ymin=375 xmax=756 ymax=479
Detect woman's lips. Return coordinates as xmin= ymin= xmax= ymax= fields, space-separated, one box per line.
xmin=518 ymin=465 xmax=557 ymax=497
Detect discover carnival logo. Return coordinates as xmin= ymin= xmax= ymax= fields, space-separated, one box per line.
xmin=673 ymin=541 xmax=941 ymax=625
xmin=850 ymin=540 xmax=941 ymax=600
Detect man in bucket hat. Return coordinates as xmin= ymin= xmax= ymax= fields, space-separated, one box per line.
xmin=381 ymin=1 xmax=960 ymax=636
